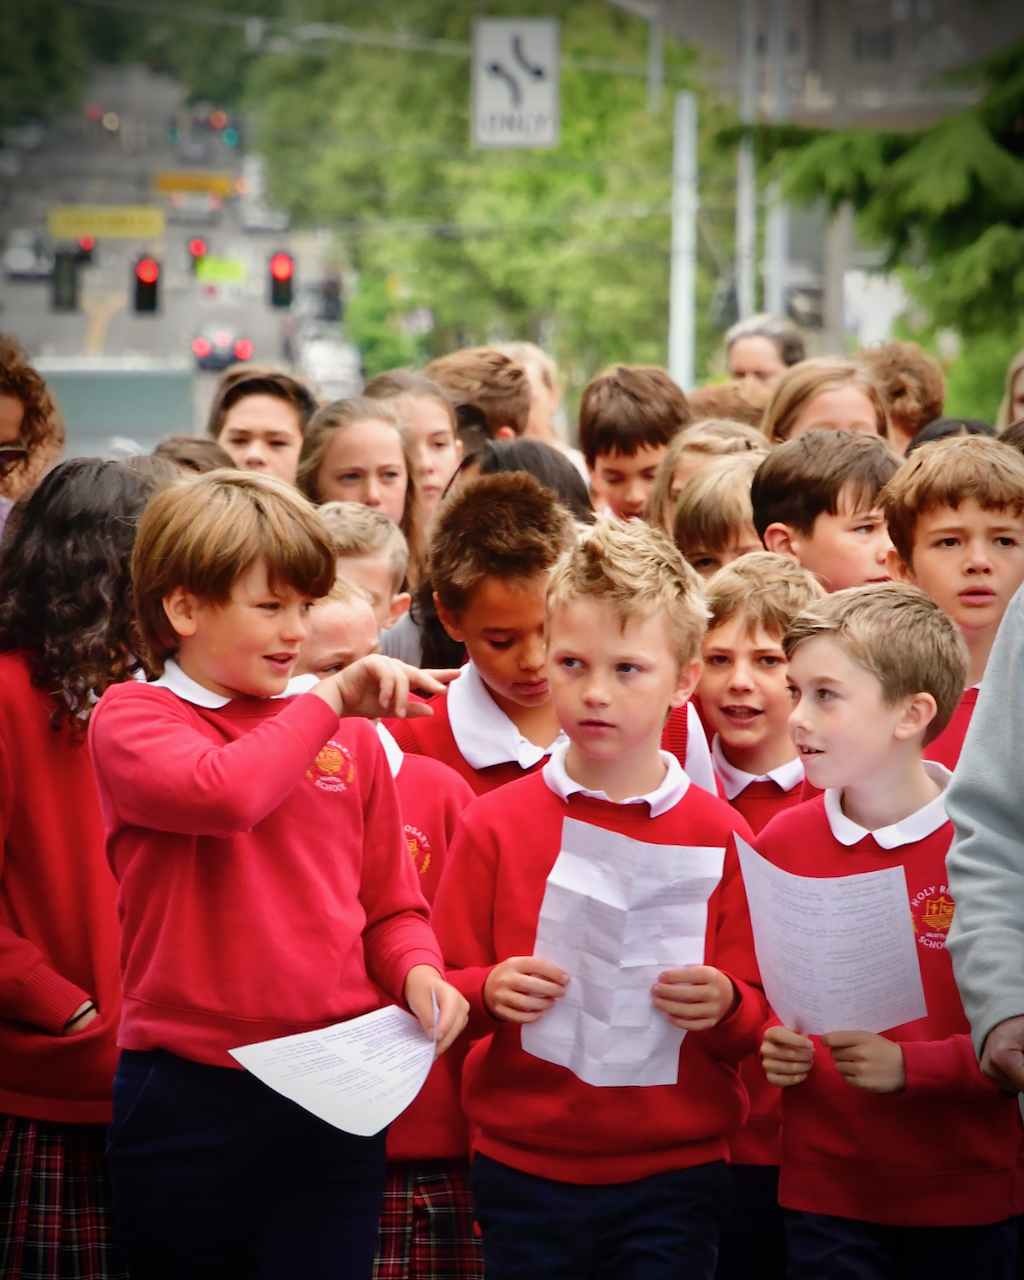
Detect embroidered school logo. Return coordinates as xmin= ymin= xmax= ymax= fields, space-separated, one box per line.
xmin=909 ymin=884 xmax=955 ymax=951
xmin=405 ymin=824 xmax=431 ymax=876
xmin=307 ymin=741 xmax=355 ymax=793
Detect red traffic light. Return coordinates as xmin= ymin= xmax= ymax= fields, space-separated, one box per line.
xmin=189 ymin=238 xmax=207 ymax=258
xmin=270 ymin=253 xmax=293 ymax=282
xmin=234 ymin=339 xmax=254 ymax=359
xmin=136 ymin=258 xmax=160 ymax=285
xmin=78 ymin=235 xmax=95 ymax=252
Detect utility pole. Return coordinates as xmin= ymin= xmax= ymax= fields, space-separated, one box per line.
xmin=669 ymin=90 xmax=698 ymax=391
xmin=764 ymin=0 xmax=790 ymax=317
xmin=603 ymin=0 xmax=665 ymax=114
xmin=735 ymin=0 xmax=758 ymax=319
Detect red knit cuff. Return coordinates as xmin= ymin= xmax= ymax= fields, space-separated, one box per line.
xmin=16 ymin=964 xmax=92 ymax=1035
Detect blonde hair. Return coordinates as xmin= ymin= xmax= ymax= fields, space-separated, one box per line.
xmin=996 ymin=347 xmax=1024 ymax=431
xmin=673 ymin=452 xmax=761 ymax=563
xmin=646 ymin=420 xmax=768 ymax=532
xmin=784 ymin=583 xmax=967 ymax=745
xmin=317 ymin=500 xmax=409 ymax=593
xmin=704 ymin=552 xmax=826 ymax=637
xmin=547 ymin=517 xmax=709 ymax=666
xmin=881 ymin=435 xmax=1024 ymax=567
xmin=762 ymin=359 xmax=889 ymax=444
xmin=133 ymin=470 xmax=335 ymax=666
xmin=325 ymin=574 xmax=375 ymax=606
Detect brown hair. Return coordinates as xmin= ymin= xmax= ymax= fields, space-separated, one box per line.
xmin=317 ymin=500 xmax=409 ymax=592
xmin=133 ymin=470 xmax=335 ymax=666
xmin=645 ymin=419 xmax=768 ymax=532
xmin=751 ymin=430 xmax=900 ymax=540
xmin=205 ymin=364 xmax=319 ymax=441
xmin=856 ymin=342 xmax=945 ymax=442
xmin=685 ymin=382 xmax=768 ymax=427
xmin=784 ymin=583 xmax=968 ymax=745
xmin=578 ymin=365 xmax=691 ymax=468
xmin=0 ymin=333 xmax=65 ymax=495
xmin=362 ymin=369 xmax=458 ymax=435
xmin=881 ymin=435 xmax=1024 ymax=567
xmin=996 ymin=348 xmax=1024 ymax=431
xmin=704 ymin=551 xmax=825 ymax=638
xmin=673 ymin=452 xmax=762 ymax=570
xmin=429 ymin=471 xmax=575 ymax=615
xmin=153 ymin=435 xmax=236 ymax=474
xmin=762 ymin=359 xmax=889 ymax=444
xmin=547 ymin=517 xmax=709 ymax=667
xmin=425 ymin=348 xmax=531 ymax=438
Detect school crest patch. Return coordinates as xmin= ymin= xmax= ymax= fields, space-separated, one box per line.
xmin=909 ymin=883 xmax=955 ymax=951
xmin=307 ymin=740 xmax=355 ymax=793
xmin=404 ymin=823 xmax=431 ymax=876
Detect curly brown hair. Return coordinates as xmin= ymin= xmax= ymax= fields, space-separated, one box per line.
xmin=856 ymin=342 xmax=945 ymax=443
xmin=0 ymin=332 xmax=64 ymax=470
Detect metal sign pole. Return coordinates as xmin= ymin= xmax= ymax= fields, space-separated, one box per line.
xmin=668 ymin=90 xmax=698 ymax=391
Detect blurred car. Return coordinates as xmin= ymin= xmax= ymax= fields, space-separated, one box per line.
xmin=298 ymin=329 xmax=362 ymax=401
xmin=191 ymin=321 xmax=253 ymax=371
xmin=3 ymin=229 xmax=54 ymax=280
xmin=167 ymin=191 xmax=222 ymax=225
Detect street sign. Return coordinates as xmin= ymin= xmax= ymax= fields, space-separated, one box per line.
xmin=195 ymin=255 xmax=248 ymax=284
xmin=47 ymin=205 xmax=165 ymax=240
xmin=153 ymin=171 xmax=236 ymax=197
xmin=472 ymin=19 xmax=559 ymax=149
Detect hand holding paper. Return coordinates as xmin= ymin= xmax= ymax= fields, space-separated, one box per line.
xmin=653 ymin=965 xmax=736 ymax=1031
xmin=484 ymin=956 xmax=570 ymax=1024
xmin=404 ymin=965 xmax=468 ymax=1056
xmin=822 ymin=1030 xmax=906 ymax=1093
xmin=762 ymin=1025 xmax=815 ymax=1087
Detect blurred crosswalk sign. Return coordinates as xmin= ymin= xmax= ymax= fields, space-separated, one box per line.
xmin=472 ymin=19 xmax=559 ymax=149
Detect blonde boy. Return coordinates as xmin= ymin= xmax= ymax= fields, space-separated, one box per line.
xmin=882 ymin=435 xmax=1024 ymax=767
xmin=433 ymin=519 xmax=766 ymax=1280
xmin=317 ymin=500 xmax=411 ymax=632
xmin=672 ymin=453 xmax=763 ymax=578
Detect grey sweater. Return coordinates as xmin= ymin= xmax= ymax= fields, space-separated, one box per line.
xmin=946 ymin=586 xmax=1024 ymax=1057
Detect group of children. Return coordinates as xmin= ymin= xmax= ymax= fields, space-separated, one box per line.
xmin=5 ymin=327 xmax=1024 ymax=1280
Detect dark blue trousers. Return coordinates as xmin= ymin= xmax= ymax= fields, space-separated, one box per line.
xmin=470 ymin=1152 xmax=733 ymax=1280
xmin=716 ymin=1164 xmax=787 ymax=1280
xmin=106 ymin=1048 xmax=386 ymax=1280
xmin=785 ymin=1209 xmax=1019 ymax=1280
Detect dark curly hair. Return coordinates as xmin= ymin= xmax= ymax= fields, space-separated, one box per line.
xmin=0 ymin=331 xmax=64 ymax=459
xmin=0 ymin=458 xmax=165 ymax=731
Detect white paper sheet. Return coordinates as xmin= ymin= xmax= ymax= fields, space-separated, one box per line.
xmin=737 ymin=836 xmax=927 ymax=1035
xmin=520 ymin=817 xmax=725 ymax=1087
xmin=228 ymin=990 xmax=439 ymax=1137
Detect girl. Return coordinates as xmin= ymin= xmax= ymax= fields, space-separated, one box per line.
xmin=645 ymin=420 xmax=768 ymax=534
xmin=0 ymin=332 xmax=65 ymax=537
xmin=298 ymin=398 xmax=427 ymax=588
xmin=0 ymin=458 xmax=169 ymax=1280
xmin=762 ymin=358 xmax=889 ymax=444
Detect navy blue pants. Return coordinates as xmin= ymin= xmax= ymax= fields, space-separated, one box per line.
xmin=716 ymin=1164 xmax=787 ymax=1280
xmin=785 ymin=1209 xmax=1019 ymax=1280
xmin=106 ymin=1048 xmax=386 ymax=1280
xmin=470 ymin=1152 xmax=732 ymax=1280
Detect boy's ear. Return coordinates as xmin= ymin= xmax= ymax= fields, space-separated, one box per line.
xmin=894 ymin=691 xmax=938 ymax=743
xmin=762 ymin=523 xmax=798 ymax=559
xmin=382 ymin=591 xmax=411 ymax=631
xmin=494 ymin=425 xmax=517 ymax=441
xmin=669 ymin=657 xmax=703 ymax=709
xmin=162 ymin=586 xmax=202 ymax=640
xmin=433 ymin=593 xmax=465 ymax=643
xmin=887 ymin=547 xmax=916 ymax=584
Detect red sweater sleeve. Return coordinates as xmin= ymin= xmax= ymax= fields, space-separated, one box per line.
xmin=902 ymin=1032 xmax=1003 ymax=1100
xmin=90 ymin=687 xmax=342 ymax=836
xmin=0 ymin=730 xmax=90 ymax=1033
xmin=355 ymin=735 xmax=445 ymax=1002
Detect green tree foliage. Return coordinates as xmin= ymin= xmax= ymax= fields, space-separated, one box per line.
xmin=244 ymin=2 xmax=738 ymax=384
xmin=0 ymin=0 xmax=89 ymax=128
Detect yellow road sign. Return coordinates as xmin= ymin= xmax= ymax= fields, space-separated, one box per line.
xmin=153 ymin=171 xmax=235 ymax=196
xmin=47 ymin=205 xmax=166 ymax=240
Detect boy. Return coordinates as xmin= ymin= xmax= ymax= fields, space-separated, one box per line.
xmin=759 ymin=585 xmax=1024 ymax=1279
xmin=881 ymin=435 xmax=1024 ymax=768
xmin=425 ymin=348 xmax=530 ymax=455
xmin=752 ymin=429 xmax=899 ymax=591
xmin=432 ymin=518 xmax=768 ymax=1280
xmin=672 ymin=453 xmax=763 ymax=578
xmin=579 ymin=364 xmax=691 ymax=519
xmin=89 ymin=471 xmax=468 ymax=1279
xmin=318 ymin=500 xmax=412 ymax=634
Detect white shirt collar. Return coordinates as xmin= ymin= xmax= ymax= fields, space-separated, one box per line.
xmin=446 ymin=660 xmax=567 ymax=770
xmin=152 ymin=659 xmax=319 ymax=709
xmin=712 ymin=735 xmax=804 ymax=801
xmin=542 ymin=738 xmax=690 ymax=818
xmin=823 ymin=761 xmax=952 ymax=849
xmin=376 ymin=722 xmax=404 ymax=778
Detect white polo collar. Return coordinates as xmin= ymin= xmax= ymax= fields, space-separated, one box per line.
xmin=152 ymin=659 xmax=319 ymax=709
xmin=824 ymin=761 xmax=951 ymax=849
xmin=542 ymin=738 xmax=690 ymax=818
xmin=446 ymin=660 xmax=567 ymax=771
xmin=712 ymin=735 xmax=804 ymax=801
xmin=376 ymin=722 xmax=404 ymax=778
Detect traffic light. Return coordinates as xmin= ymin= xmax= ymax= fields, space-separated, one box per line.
xmin=269 ymin=252 xmax=293 ymax=307
xmin=75 ymin=235 xmax=95 ymax=265
xmin=52 ymin=250 xmax=79 ymax=312
xmin=188 ymin=238 xmax=207 ymax=273
xmin=134 ymin=256 xmax=160 ymax=312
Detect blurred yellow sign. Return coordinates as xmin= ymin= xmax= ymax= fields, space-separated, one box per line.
xmin=47 ymin=205 xmax=165 ymax=240
xmin=154 ymin=171 xmax=235 ymax=196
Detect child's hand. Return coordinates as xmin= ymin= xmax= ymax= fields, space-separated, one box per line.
xmin=980 ymin=1014 xmax=1024 ymax=1093
xmin=483 ymin=956 xmax=569 ymax=1023
xmin=761 ymin=1025 xmax=814 ymax=1086
xmin=821 ymin=1030 xmax=905 ymax=1093
xmin=313 ymin=656 xmax=459 ymax=719
xmin=652 ymin=965 xmax=736 ymax=1030
xmin=403 ymin=965 xmax=469 ymax=1057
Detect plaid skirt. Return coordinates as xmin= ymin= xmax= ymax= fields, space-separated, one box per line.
xmin=374 ymin=1161 xmax=483 ymax=1280
xmin=0 ymin=1114 xmax=127 ymax=1280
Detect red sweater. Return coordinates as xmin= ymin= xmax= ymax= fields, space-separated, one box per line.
xmin=88 ymin=684 xmax=444 ymax=1068
xmin=0 ymin=652 xmax=123 ymax=1124
xmin=924 ymin=687 xmax=977 ymax=770
xmin=757 ymin=797 xmax=1024 ymax=1226
xmin=432 ymin=773 xmax=767 ymax=1185
xmin=387 ymin=752 xmax=475 ymax=1164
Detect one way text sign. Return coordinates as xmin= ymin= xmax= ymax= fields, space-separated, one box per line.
xmin=472 ymin=19 xmax=560 ymax=149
